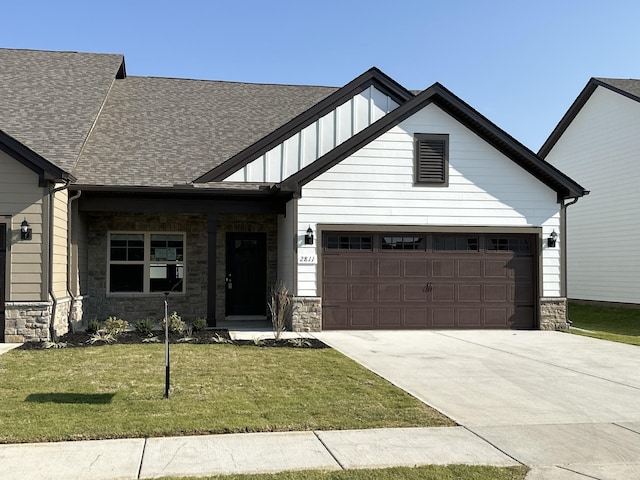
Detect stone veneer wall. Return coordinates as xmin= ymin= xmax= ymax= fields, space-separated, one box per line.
xmin=291 ymin=297 xmax=321 ymax=332
xmin=215 ymin=214 xmax=277 ymax=321
xmin=3 ymin=295 xmax=83 ymax=342
xmin=539 ymin=297 xmax=568 ymax=330
xmin=84 ymin=213 xmax=208 ymax=325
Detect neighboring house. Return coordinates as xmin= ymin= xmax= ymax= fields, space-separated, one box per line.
xmin=541 ymin=78 xmax=640 ymax=305
xmin=0 ymin=48 xmax=587 ymax=342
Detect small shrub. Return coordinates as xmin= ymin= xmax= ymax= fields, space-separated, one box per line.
xmin=211 ymin=333 xmax=232 ymax=344
xmin=86 ymin=319 xmax=101 ymax=334
xmin=104 ymin=317 xmax=129 ymax=336
xmin=162 ymin=311 xmax=185 ymax=334
xmin=288 ymin=338 xmax=312 ymax=348
xmin=193 ymin=317 xmax=207 ymax=332
xmin=268 ymin=281 xmax=292 ymax=341
xmin=42 ymin=341 xmax=68 ymax=349
xmin=135 ymin=318 xmax=155 ymax=337
xmin=142 ymin=336 xmax=160 ymax=343
xmin=88 ymin=332 xmax=116 ymax=344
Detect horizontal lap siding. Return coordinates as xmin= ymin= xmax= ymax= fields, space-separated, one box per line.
xmin=298 ymin=103 xmax=560 ymax=297
xmin=0 ymin=151 xmax=47 ymax=300
xmin=545 ymin=87 xmax=640 ymax=303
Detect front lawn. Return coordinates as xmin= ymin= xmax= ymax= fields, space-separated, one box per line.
xmin=159 ymin=465 xmax=528 ymax=480
xmin=0 ymin=343 xmax=452 ymax=443
xmin=568 ymin=302 xmax=640 ymax=345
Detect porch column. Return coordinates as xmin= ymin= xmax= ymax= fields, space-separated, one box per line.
xmin=207 ymin=212 xmax=218 ymax=326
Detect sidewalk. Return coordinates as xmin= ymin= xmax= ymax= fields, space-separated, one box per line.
xmin=0 ymin=427 xmax=519 ymax=480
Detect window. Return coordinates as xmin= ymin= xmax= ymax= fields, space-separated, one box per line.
xmin=433 ymin=235 xmax=479 ymax=252
xmin=381 ymin=235 xmax=426 ymax=250
xmin=415 ymin=133 xmax=448 ymax=185
xmin=326 ymin=235 xmax=373 ymax=250
xmin=487 ymin=237 xmax=531 ymax=253
xmin=109 ymin=232 xmax=185 ymax=293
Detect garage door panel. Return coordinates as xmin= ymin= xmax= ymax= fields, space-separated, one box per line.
xmin=324 ymin=258 xmax=347 ymax=276
xmin=459 ymin=308 xmax=482 ymax=327
xmin=432 ymin=309 xmax=455 ymax=327
xmin=351 ymin=260 xmax=374 ymax=276
xmin=432 ymin=284 xmax=455 ymax=302
xmin=378 ymin=309 xmax=402 ymax=327
xmin=379 ymin=284 xmax=401 ymax=302
xmin=458 ymin=260 xmax=482 ymax=277
xmin=322 ymin=232 xmax=535 ymax=330
xmin=352 ymin=308 xmax=376 ymax=327
xmin=351 ymin=284 xmax=374 ymax=302
xmin=379 ymin=259 xmax=401 ymax=277
xmin=324 ymin=283 xmax=348 ymax=302
xmin=405 ymin=260 xmax=428 ymax=277
xmin=458 ymin=284 xmax=481 ymax=302
xmin=405 ymin=284 xmax=428 ymax=301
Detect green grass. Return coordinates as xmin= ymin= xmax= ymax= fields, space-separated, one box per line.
xmin=568 ymin=302 xmax=640 ymax=345
xmin=0 ymin=344 xmax=452 ymax=443
xmin=158 ymin=465 xmax=528 ymax=480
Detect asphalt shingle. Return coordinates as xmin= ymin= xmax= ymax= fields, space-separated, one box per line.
xmin=0 ymin=48 xmax=124 ymax=172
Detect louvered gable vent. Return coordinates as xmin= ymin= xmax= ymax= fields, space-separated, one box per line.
xmin=415 ymin=133 xmax=448 ymax=185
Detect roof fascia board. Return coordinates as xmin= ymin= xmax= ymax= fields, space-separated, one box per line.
xmin=194 ymin=67 xmax=414 ymax=183
xmin=0 ymin=129 xmax=75 ymax=184
xmin=281 ymin=83 xmax=586 ymax=199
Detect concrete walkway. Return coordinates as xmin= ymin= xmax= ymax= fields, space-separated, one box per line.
xmin=315 ymin=330 xmax=640 ymax=479
xmin=0 ymin=427 xmax=519 ymax=479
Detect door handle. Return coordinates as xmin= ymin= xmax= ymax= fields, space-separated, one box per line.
xmin=425 ymin=283 xmax=433 ymax=292
xmin=226 ymin=274 xmax=233 ymax=290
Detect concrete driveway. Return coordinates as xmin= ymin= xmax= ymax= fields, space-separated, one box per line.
xmin=315 ymin=330 xmax=640 ymax=479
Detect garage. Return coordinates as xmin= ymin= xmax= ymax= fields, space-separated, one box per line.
xmin=322 ymin=232 xmax=536 ymax=330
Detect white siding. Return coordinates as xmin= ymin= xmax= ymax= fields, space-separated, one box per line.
xmin=297 ymin=103 xmax=561 ymax=297
xmin=546 ymin=86 xmax=640 ymax=303
xmin=277 ymin=200 xmax=296 ymax=292
xmin=226 ymin=86 xmax=400 ymax=183
xmin=0 ymin=150 xmax=47 ymax=301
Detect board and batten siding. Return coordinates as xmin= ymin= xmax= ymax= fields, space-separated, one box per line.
xmin=296 ymin=103 xmax=561 ymax=297
xmin=545 ymin=86 xmax=640 ymax=303
xmin=0 ymin=150 xmax=47 ymax=301
xmin=224 ymin=86 xmax=400 ymax=183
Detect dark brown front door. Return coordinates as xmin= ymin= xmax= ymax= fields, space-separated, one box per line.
xmin=322 ymin=232 xmax=536 ymax=330
xmin=0 ymin=223 xmax=6 ymax=342
xmin=225 ymin=233 xmax=267 ymax=317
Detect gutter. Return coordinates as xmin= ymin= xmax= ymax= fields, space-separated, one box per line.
xmin=48 ymin=180 xmax=71 ymax=342
xmin=560 ymin=193 xmax=589 ymax=300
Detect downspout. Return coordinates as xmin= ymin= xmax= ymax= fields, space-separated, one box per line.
xmin=66 ymin=190 xmax=82 ymax=333
xmin=560 ymin=194 xmax=586 ymax=324
xmin=48 ymin=180 xmax=71 ymax=342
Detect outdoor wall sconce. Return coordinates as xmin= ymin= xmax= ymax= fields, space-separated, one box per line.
xmin=304 ymin=226 xmax=314 ymax=245
xmin=20 ymin=218 xmax=32 ymax=241
xmin=547 ymin=230 xmax=558 ymax=248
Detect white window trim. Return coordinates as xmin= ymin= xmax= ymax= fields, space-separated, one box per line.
xmin=107 ymin=231 xmax=186 ymax=296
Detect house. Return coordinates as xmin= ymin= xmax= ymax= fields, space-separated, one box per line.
xmin=541 ymin=78 xmax=640 ymax=305
xmin=0 ymin=48 xmax=587 ymax=342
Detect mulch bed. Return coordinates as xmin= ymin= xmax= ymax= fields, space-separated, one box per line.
xmin=18 ymin=330 xmax=329 ymax=350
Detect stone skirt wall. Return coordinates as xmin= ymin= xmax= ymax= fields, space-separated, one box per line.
xmin=539 ymin=297 xmax=568 ymax=330
xmin=291 ymin=297 xmax=321 ymax=332
xmin=4 ymin=295 xmax=83 ymax=342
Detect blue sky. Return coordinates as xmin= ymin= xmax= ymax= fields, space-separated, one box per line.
xmin=2 ymin=0 xmax=639 ymax=150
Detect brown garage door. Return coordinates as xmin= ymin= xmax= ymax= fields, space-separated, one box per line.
xmin=322 ymin=232 xmax=536 ymax=330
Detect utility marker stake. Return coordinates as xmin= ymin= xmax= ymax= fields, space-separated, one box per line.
xmin=164 ymin=291 xmax=170 ymax=399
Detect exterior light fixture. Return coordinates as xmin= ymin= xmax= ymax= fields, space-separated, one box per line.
xmin=547 ymin=230 xmax=558 ymax=248
xmin=304 ymin=226 xmax=314 ymax=245
xmin=20 ymin=218 xmax=32 ymax=241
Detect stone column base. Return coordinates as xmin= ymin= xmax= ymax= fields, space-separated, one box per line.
xmin=539 ymin=297 xmax=568 ymax=330
xmin=3 ymin=296 xmax=84 ymax=342
xmin=291 ymin=297 xmax=321 ymax=332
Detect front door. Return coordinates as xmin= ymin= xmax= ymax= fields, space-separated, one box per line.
xmin=0 ymin=224 xmax=6 ymax=342
xmin=225 ymin=233 xmax=267 ymax=317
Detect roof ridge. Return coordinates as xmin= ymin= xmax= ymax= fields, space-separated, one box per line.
xmin=124 ymin=74 xmax=340 ymax=89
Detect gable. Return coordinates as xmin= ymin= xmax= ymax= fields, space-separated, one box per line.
xmin=279 ymin=83 xmax=587 ymax=201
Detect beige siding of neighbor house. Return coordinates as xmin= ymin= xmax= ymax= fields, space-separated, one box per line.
xmin=545 ymin=86 xmax=640 ymax=304
xmin=297 ymin=102 xmax=561 ymax=297
xmin=0 ymin=150 xmax=48 ymax=301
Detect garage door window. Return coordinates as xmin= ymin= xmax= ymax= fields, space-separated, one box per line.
xmin=381 ymin=235 xmax=426 ymax=250
xmin=488 ymin=237 xmax=531 ymax=253
xmin=433 ymin=235 xmax=479 ymax=252
xmin=326 ymin=235 xmax=373 ymax=250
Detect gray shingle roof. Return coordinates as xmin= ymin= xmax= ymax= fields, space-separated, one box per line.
xmin=0 ymin=48 xmax=124 ymax=172
xmin=73 ymin=76 xmax=337 ymax=186
xmin=595 ymin=77 xmax=640 ymax=99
